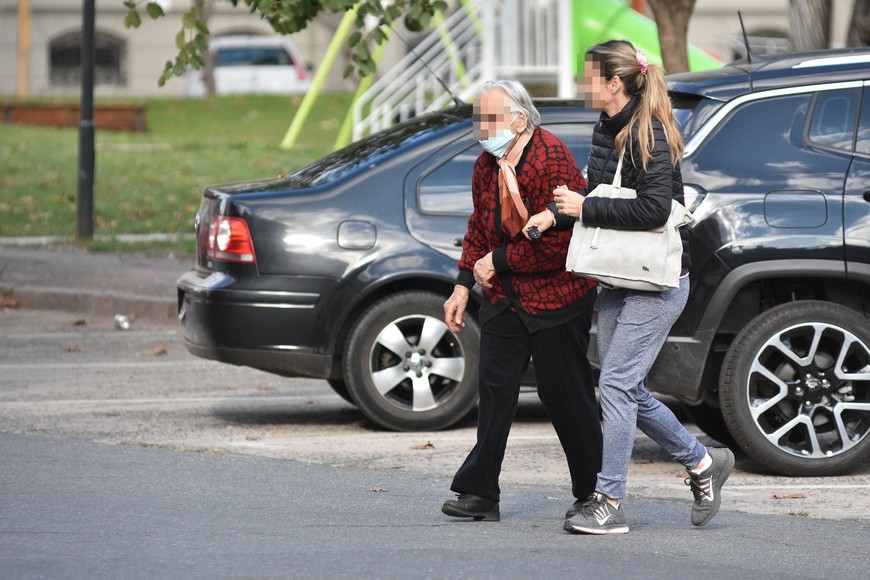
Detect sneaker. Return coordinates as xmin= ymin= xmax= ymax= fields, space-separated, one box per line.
xmin=563 ymin=492 xmax=629 ymax=535
xmin=441 ymin=493 xmax=500 ymax=521
xmin=686 ymin=447 xmax=735 ymax=526
xmin=565 ymin=497 xmax=588 ymax=519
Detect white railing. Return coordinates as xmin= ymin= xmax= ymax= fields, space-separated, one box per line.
xmin=352 ymin=0 xmax=565 ymax=141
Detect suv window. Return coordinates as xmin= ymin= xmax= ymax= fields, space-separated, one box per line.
xmin=418 ymin=122 xmax=595 ymax=215
xmin=808 ymin=88 xmax=859 ymax=152
xmin=692 ymin=94 xmax=812 ymax=174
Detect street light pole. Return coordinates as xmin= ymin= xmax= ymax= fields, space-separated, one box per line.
xmin=77 ymin=0 xmax=95 ymax=240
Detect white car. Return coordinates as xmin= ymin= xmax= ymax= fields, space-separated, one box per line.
xmin=183 ymin=35 xmax=312 ymax=96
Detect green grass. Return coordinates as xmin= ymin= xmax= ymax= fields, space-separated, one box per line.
xmin=0 ymin=93 xmax=353 ymax=249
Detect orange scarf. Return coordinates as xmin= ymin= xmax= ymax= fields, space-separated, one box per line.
xmin=497 ymin=131 xmax=532 ymax=239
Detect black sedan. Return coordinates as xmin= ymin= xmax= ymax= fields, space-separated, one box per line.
xmin=177 ymin=102 xmax=599 ymax=432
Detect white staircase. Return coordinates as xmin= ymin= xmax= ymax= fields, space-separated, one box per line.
xmin=352 ymin=0 xmax=570 ymax=141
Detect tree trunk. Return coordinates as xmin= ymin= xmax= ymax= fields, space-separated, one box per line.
xmin=647 ymin=0 xmax=696 ymax=74
xmin=193 ymin=0 xmax=216 ymax=96
xmin=788 ymin=0 xmax=832 ymax=51
xmin=848 ymin=0 xmax=870 ymax=47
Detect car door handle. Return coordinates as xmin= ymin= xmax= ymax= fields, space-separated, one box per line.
xmin=453 ymin=237 xmax=464 ymax=247
xmin=864 ymin=191 xmax=870 ymax=202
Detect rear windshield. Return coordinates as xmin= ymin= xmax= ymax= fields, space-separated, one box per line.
xmin=291 ymin=109 xmax=470 ymax=186
xmin=214 ymin=47 xmax=294 ymax=67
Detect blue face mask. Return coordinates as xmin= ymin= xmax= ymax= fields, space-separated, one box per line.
xmin=479 ymin=115 xmax=518 ymax=157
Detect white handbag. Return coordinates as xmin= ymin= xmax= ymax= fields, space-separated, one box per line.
xmin=565 ymin=152 xmax=694 ymax=291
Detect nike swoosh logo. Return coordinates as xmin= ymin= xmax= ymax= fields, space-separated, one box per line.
xmin=596 ymin=513 xmax=613 ymax=525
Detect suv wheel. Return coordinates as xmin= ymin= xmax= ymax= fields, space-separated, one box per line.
xmin=680 ymin=400 xmax=736 ymax=447
xmin=720 ymin=301 xmax=870 ymax=476
xmin=343 ymin=291 xmax=480 ymax=431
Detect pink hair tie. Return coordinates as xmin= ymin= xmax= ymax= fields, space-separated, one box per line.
xmin=636 ymin=50 xmax=649 ymax=76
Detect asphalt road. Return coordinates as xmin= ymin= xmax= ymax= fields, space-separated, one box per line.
xmin=2 ymin=307 xmax=869 ymax=578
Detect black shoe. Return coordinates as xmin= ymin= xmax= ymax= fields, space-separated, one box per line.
xmin=441 ymin=493 xmax=500 ymax=521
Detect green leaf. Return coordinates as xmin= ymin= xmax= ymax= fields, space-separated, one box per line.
xmin=195 ymin=21 xmax=210 ymax=35
xmin=123 ymin=10 xmax=141 ymax=29
xmin=343 ymin=64 xmax=355 ymax=78
xmin=358 ymin=59 xmax=377 ymax=77
xmin=404 ymin=15 xmax=422 ymax=32
xmin=181 ymin=10 xmax=196 ymax=30
xmin=145 ymin=2 xmax=165 ymax=19
xmin=348 ymin=31 xmax=362 ymax=47
xmin=175 ymin=30 xmax=186 ymax=50
xmin=386 ymin=5 xmax=402 ymax=22
xmin=193 ymin=34 xmax=208 ymax=51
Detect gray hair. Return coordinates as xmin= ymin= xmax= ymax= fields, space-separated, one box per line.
xmin=479 ymin=79 xmax=541 ymax=134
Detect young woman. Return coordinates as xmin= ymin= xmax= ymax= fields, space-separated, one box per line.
xmin=524 ymin=40 xmax=734 ymax=534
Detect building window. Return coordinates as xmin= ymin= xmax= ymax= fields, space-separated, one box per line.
xmin=49 ymin=31 xmax=126 ymax=86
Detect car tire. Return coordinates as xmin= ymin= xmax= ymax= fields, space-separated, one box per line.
xmin=326 ymin=379 xmax=354 ymax=405
xmin=680 ymin=401 xmax=736 ymax=447
xmin=343 ymin=291 xmax=480 ymax=431
xmin=720 ymin=301 xmax=870 ymax=476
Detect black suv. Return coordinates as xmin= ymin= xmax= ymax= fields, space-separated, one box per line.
xmin=178 ymin=47 xmax=870 ymax=476
xmin=649 ymin=48 xmax=870 ymax=476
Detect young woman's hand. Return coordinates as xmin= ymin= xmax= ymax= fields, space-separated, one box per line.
xmin=554 ymin=186 xmax=585 ymax=219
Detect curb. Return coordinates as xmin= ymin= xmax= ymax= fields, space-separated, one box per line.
xmin=1 ymin=285 xmax=178 ymax=323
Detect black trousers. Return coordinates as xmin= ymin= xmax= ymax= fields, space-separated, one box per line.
xmin=450 ymin=307 xmax=602 ymax=503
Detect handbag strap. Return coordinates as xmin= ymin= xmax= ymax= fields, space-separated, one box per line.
xmin=611 ymin=149 xmax=624 ymax=188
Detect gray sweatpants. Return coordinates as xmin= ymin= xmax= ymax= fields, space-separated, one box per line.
xmin=594 ymin=277 xmax=707 ymax=499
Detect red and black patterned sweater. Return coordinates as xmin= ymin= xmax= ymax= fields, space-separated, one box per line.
xmin=457 ymin=127 xmax=597 ymax=329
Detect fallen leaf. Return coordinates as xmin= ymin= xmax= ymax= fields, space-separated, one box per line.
xmin=369 ymin=487 xmax=389 ymax=493
xmin=67 ymin=344 xmax=86 ymax=353
xmin=73 ymin=319 xmax=87 ymax=326
xmin=0 ymin=297 xmax=20 ymax=309
xmin=151 ymin=347 xmax=168 ymax=356
xmin=773 ymin=492 xmax=807 ymax=500
xmin=411 ymin=441 xmax=435 ymax=450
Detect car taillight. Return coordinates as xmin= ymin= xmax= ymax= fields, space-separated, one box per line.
xmin=207 ymin=216 xmax=256 ymax=263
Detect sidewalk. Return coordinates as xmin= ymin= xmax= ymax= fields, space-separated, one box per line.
xmin=0 ymin=246 xmax=189 ymax=323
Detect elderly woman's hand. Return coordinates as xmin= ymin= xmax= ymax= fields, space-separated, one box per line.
xmin=473 ymin=252 xmax=496 ymax=290
xmin=554 ymin=185 xmax=585 ymax=219
xmin=522 ymin=210 xmax=555 ymax=240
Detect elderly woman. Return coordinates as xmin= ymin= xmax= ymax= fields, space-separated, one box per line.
xmin=440 ymin=80 xmax=602 ymax=522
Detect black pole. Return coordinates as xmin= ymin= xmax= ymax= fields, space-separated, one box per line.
xmin=76 ymin=0 xmax=95 ymax=240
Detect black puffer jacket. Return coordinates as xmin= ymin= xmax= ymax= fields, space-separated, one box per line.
xmin=554 ymin=97 xmax=690 ymax=271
